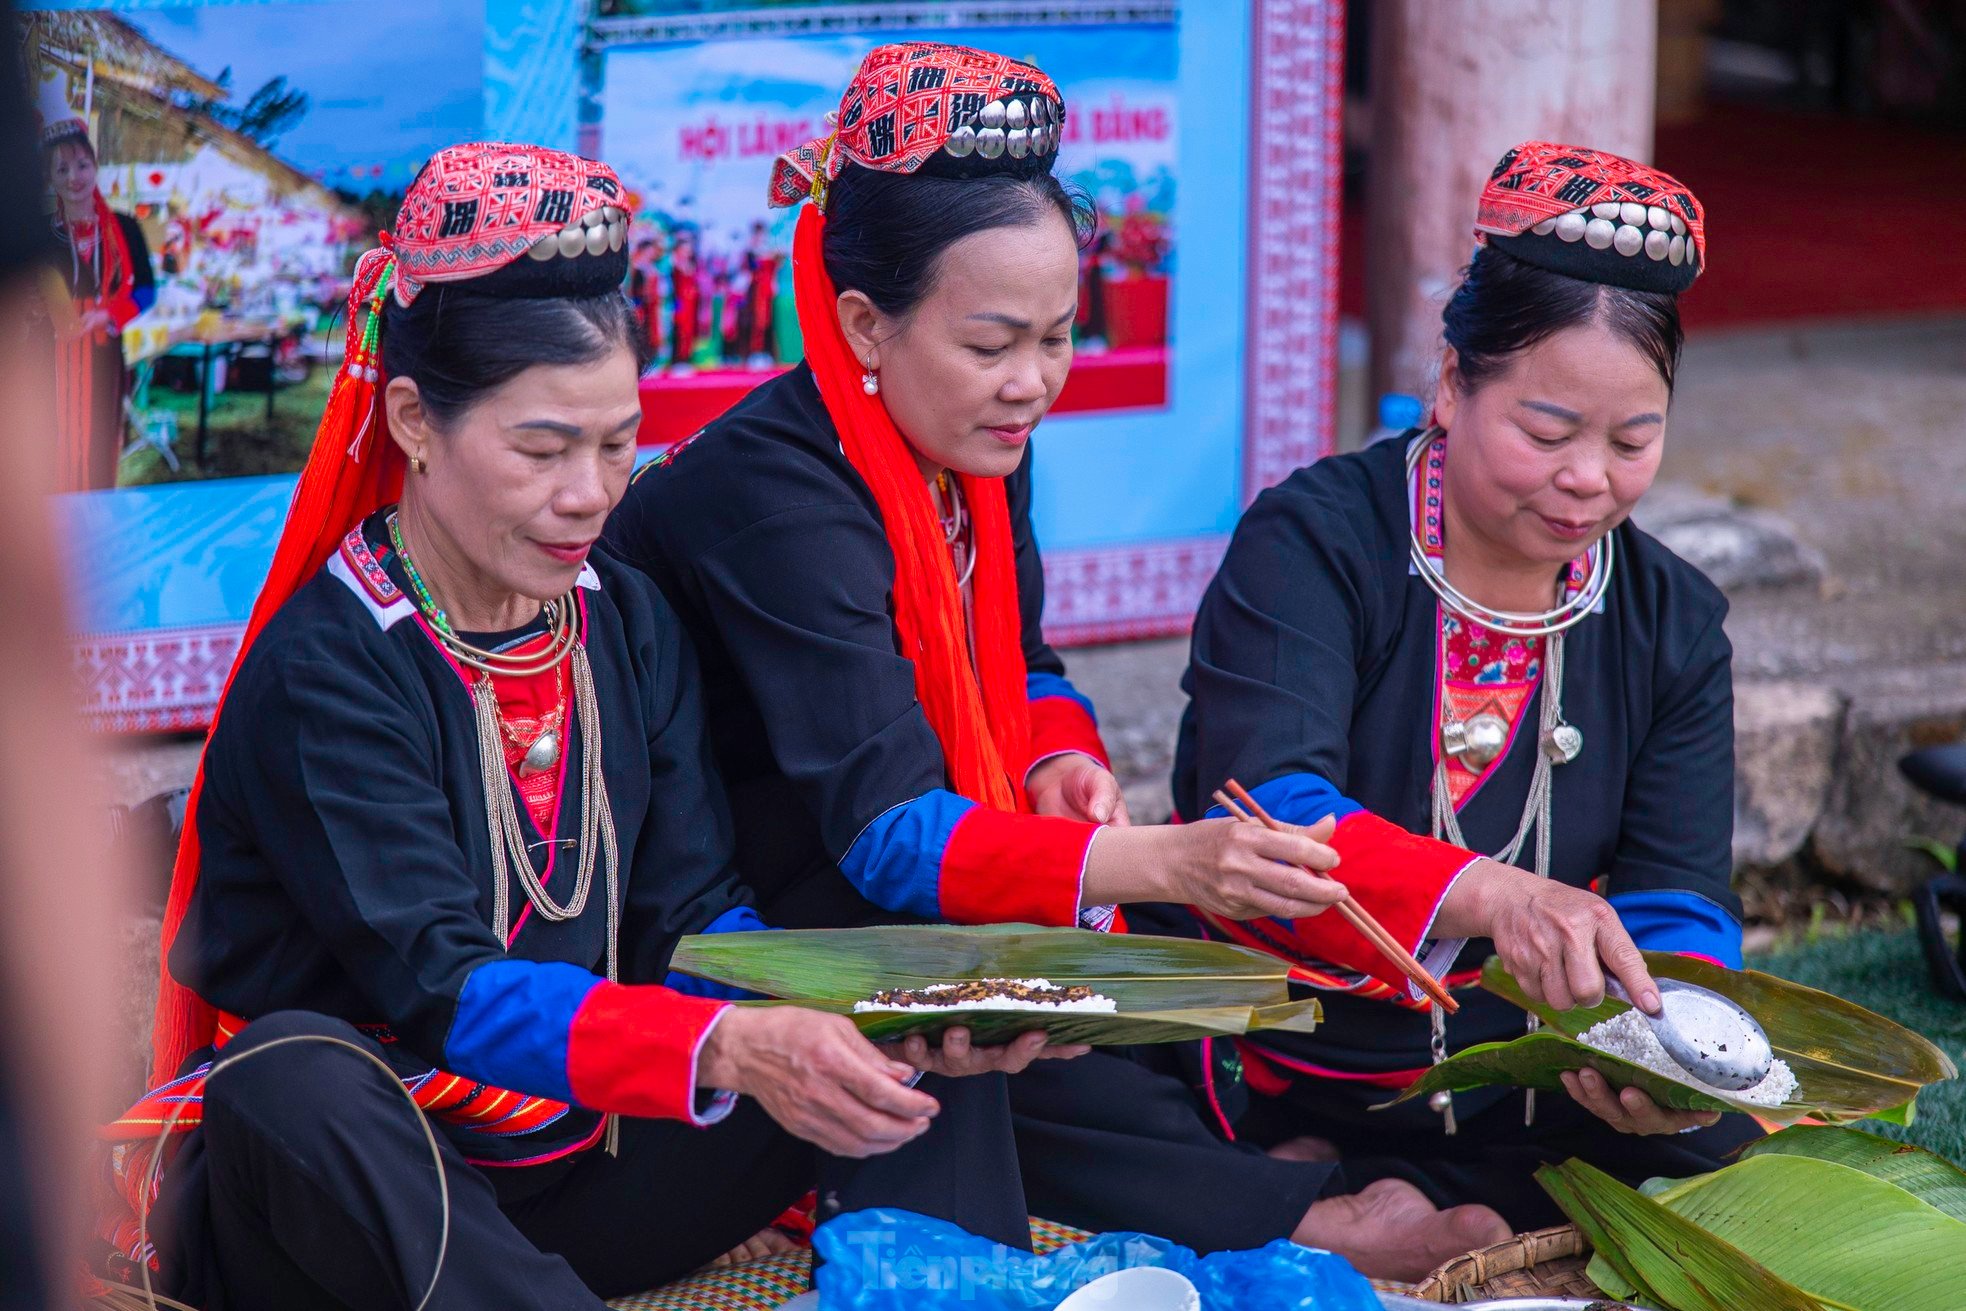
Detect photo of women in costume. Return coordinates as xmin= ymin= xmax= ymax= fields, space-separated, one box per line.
xmin=1165 ymin=142 xmax=1757 ymax=1229
xmin=39 ymin=73 xmax=152 ymax=492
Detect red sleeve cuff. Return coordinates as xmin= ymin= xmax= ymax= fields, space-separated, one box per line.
xmin=1026 ymin=697 xmax=1111 ymax=773
xmin=565 ymin=982 xmax=730 ymax=1123
xmin=1283 ymin=811 xmax=1473 ymax=993
xmin=103 ymin=292 xmax=141 ymax=330
xmin=938 ymin=806 xmax=1098 ymax=926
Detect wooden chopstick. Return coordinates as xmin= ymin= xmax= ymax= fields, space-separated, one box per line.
xmin=1216 ymin=780 xmax=1460 ymax=1015
xmin=1212 ymin=788 xmax=1424 ymax=974
xmin=1213 ymin=788 xmax=1417 ymax=968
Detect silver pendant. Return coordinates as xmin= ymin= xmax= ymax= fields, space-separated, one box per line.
xmin=1460 ymin=712 xmax=1511 ymax=769
xmin=1428 ymin=1089 xmax=1457 ymax=1135
xmin=521 ymin=729 xmax=561 ymax=776
xmin=1543 ymin=722 xmax=1583 ymax=765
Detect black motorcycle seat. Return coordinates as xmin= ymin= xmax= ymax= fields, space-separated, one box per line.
xmin=1900 ymin=743 xmax=1966 ymax=807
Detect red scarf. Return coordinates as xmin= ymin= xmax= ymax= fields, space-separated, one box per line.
xmin=790 ymin=207 xmax=1033 ymax=813
xmin=61 ymin=189 xmax=134 ymax=320
xmin=148 ymin=249 xmax=404 ymax=1085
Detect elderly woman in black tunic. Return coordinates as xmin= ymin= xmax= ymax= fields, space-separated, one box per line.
xmin=113 ymin=144 xmax=1071 ymax=1311
xmin=1167 ymin=143 xmax=1760 ymax=1229
xmin=602 ymin=44 xmax=1681 ymax=1280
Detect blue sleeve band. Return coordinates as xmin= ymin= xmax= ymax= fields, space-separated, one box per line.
xmin=132 ymin=285 xmax=155 ymax=313
xmin=448 ymin=958 xmax=601 ymax=1104
xmin=1026 ymin=670 xmax=1098 ymax=725
xmin=666 ymin=905 xmax=773 ymax=1000
xmin=698 ymin=905 xmax=770 ymax=936
xmin=1608 ymin=890 xmax=1744 ymax=969
xmin=1202 ymin=771 xmax=1363 ymax=826
xmin=837 ymin=789 xmax=976 ymax=920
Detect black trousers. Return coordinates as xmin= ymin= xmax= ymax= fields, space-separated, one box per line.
xmin=156 ymin=1011 xmax=1032 ymax=1311
xmin=753 ymin=851 xmax=1339 ymax=1251
xmin=1239 ymin=1076 xmax=1764 ymax=1232
xmin=1005 ymin=1052 xmax=1332 ymax=1251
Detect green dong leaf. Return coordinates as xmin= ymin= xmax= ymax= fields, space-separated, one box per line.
xmin=1536 ymin=1158 xmax=1820 ymax=1311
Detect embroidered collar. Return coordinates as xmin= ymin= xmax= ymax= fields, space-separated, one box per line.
xmin=328 ymin=510 xmax=601 ymax=631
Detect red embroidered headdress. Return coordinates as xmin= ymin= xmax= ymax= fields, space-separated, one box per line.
xmin=769 ymin=42 xmax=1063 ymax=212
xmin=770 ymin=43 xmax=1070 ymax=814
xmin=149 ymin=142 xmax=630 ymax=1085
xmin=1475 ymin=141 xmax=1707 ymax=294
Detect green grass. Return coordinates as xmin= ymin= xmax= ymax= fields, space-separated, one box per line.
xmin=1749 ymin=929 xmax=1966 ymax=1163
xmin=120 ymin=367 xmax=333 ymax=487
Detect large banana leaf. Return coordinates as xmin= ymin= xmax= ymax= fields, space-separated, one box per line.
xmin=1383 ymin=951 xmax=1955 ymax=1125
xmin=1382 ymin=1030 xmax=1755 ymax=1118
xmin=669 ymin=924 xmax=1323 ymax=1045
xmin=1622 ymin=1154 xmax=1966 ymax=1311
xmin=1738 ymin=1124 xmax=1966 ymax=1222
xmin=1535 ymin=1158 xmax=1819 ymax=1311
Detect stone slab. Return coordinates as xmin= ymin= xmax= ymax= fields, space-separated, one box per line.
xmin=1807 ymin=661 xmax=1966 ymax=896
xmin=1733 ymin=679 xmax=1844 ymax=870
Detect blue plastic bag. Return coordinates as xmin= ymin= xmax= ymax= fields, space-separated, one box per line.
xmin=813 ymin=1208 xmax=1382 ymax=1311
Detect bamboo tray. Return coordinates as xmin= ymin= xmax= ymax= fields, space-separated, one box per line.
xmin=1409 ymin=1225 xmax=1607 ymax=1302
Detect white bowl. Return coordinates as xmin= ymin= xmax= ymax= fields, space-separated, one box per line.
xmin=1054 ymin=1266 xmax=1201 ymax=1311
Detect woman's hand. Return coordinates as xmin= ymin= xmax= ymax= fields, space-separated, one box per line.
xmin=1027 ymin=754 xmax=1131 ymax=826
xmin=1435 ymin=858 xmax=1663 ymax=1014
xmin=73 ymin=308 xmax=113 ymax=339
xmin=884 ymin=1026 xmax=1090 ymax=1078
xmin=1082 ymin=815 xmax=1347 ymax=919
xmin=1561 ymin=1066 xmax=1721 ymax=1136
xmin=697 ymin=1006 xmax=940 ymax=1158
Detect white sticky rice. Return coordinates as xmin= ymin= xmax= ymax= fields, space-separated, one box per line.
xmin=1578 ymin=1008 xmax=1798 ymax=1107
xmin=850 ymin=977 xmax=1118 ymax=1014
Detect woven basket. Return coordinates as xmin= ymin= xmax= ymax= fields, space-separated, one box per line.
xmin=1408 ymin=1224 xmax=1605 ymax=1302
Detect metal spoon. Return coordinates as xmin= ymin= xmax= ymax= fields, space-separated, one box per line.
xmin=1605 ymin=976 xmax=1772 ymax=1092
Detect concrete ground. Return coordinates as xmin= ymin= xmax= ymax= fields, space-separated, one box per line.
xmin=99 ymin=315 xmax=1966 ymax=913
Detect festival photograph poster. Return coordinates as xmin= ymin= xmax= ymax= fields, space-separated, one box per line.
xmin=598 ymin=25 xmax=1177 ymax=410
xmin=24 ymin=1 xmax=484 ymax=490
xmin=590 ymin=8 xmax=1258 ymax=571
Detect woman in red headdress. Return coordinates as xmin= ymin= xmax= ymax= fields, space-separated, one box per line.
xmin=108 ymin=143 xmax=1072 ymax=1309
xmin=605 ymin=44 xmax=1541 ymax=1279
xmin=39 ymin=78 xmax=152 ymax=491
xmin=1165 ymin=143 xmax=1763 ymax=1226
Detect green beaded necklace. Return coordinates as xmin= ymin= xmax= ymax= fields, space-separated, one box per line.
xmin=388 ymin=510 xmax=453 ymax=637
xmin=385 ymin=510 xmax=577 ymax=677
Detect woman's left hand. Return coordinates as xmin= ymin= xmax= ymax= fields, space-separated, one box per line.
xmin=1561 ymin=1066 xmax=1721 ymax=1136
xmin=885 ymin=1027 xmax=1090 ymax=1079
xmin=1028 ymin=755 xmax=1132 ymax=826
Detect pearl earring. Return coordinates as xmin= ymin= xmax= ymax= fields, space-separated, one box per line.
xmin=861 ymin=364 xmax=879 ymax=396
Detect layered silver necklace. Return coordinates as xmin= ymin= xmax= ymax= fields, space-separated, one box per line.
xmin=394 ymin=517 xmax=623 ymax=1152
xmin=1405 ymin=429 xmax=1609 ymax=1131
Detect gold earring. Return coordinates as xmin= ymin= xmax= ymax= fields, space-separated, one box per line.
xmin=409 ymin=454 xmax=427 ymax=475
